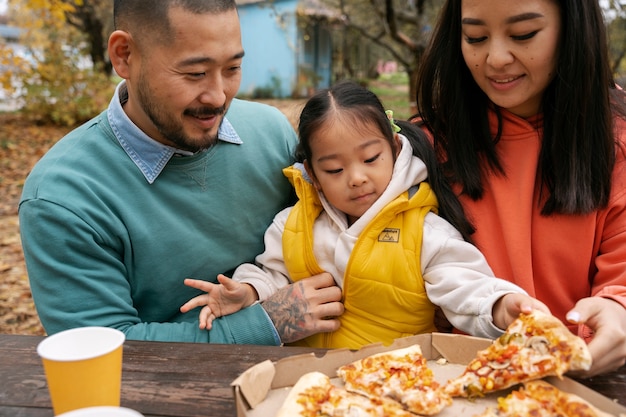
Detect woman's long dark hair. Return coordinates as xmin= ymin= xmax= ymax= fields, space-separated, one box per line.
xmin=296 ymin=80 xmax=475 ymax=242
xmin=398 ymin=120 xmax=475 ymax=242
xmin=416 ymin=0 xmax=626 ymax=215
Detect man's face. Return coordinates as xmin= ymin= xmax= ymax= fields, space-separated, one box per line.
xmin=127 ymin=7 xmax=244 ymax=152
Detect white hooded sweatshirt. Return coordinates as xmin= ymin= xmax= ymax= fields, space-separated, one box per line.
xmin=233 ymin=135 xmax=527 ymax=339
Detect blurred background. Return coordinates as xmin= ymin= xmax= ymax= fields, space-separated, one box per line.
xmin=2 ymin=0 xmax=626 ymax=126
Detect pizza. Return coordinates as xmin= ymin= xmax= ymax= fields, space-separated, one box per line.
xmin=473 ymin=380 xmax=614 ymax=417
xmin=277 ymin=345 xmax=451 ymax=416
xmin=445 ymin=310 xmax=592 ymax=398
xmin=336 ymin=344 xmax=452 ymax=415
xmin=275 ymin=371 xmax=416 ymax=417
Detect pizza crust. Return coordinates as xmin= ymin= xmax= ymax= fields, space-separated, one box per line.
xmin=525 ymin=311 xmax=592 ymax=371
xmin=445 ymin=310 xmax=592 ymax=398
xmin=275 ymin=371 xmax=329 ymax=417
xmin=473 ymin=380 xmax=615 ymax=417
xmin=523 ymin=380 xmax=614 ymax=417
xmin=338 ymin=344 xmax=452 ymax=415
xmin=275 ymin=371 xmax=416 ymax=417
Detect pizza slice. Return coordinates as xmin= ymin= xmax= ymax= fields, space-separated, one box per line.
xmin=275 ymin=371 xmax=416 ymax=417
xmin=336 ymin=344 xmax=452 ymax=415
xmin=473 ymin=380 xmax=614 ymax=417
xmin=445 ymin=310 xmax=592 ymax=398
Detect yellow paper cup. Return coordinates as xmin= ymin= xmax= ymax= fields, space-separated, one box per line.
xmin=56 ymin=406 xmax=144 ymax=417
xmin=37 ymin=327 xmax=126 ymax=415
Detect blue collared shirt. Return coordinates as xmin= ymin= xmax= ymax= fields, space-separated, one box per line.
xmin=107 ymin=81 xmax=243 ymax=184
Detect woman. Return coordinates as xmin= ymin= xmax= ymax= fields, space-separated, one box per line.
xmin=415 ymin=0 xmax=626 ymax=377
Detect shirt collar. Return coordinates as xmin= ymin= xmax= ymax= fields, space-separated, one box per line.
xmin=107 ymin=81 xmax=243 ymax=184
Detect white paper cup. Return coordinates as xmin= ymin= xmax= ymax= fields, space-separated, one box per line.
xmin=56 ymin=406 xmax=144 ymax=417
xmin=37 ymin=327 xmax=126 ymax=415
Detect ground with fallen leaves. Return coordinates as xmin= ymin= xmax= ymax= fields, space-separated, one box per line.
xmin=0 ymin=113 xmax=70 ymax=335
xmin=0 ymin=100 xmax=305 ymax=336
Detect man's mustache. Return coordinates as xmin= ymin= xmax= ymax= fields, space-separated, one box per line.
xmin=184 ymin=106 xmax=225 ymax=118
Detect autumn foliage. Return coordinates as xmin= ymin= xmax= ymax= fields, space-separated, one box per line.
xmin=0 ymin=113 xmax=69 ymax=335
xmin=1 ymin=0 xmax=115 ymax=126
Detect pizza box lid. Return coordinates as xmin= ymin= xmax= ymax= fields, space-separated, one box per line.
xmin=231 ymin=333 xmax=626 ymax=416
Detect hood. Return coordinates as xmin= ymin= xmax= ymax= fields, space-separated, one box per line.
xmin=284 ymin=135 xmax=429 ymax=234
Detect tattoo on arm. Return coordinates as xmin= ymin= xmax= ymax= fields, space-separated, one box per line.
xmin=262 ymin=281 xmax=314 ymax=343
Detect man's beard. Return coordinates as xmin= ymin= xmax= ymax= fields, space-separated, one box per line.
xmin=136 ymin=75 xmax=225 ymax=153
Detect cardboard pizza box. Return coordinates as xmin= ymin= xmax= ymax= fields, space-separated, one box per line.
xmin=231 ymin=333 xmax=626 ymax=416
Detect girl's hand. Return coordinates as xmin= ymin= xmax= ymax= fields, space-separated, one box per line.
xmin=493 ymin=293 xmax=551 ymax=330
xmin=180 ymin=275 xmax=258 ymax=329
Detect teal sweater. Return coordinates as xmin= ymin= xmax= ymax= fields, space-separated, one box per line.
xmin=19 ymin=99 xmax=297 ymax=343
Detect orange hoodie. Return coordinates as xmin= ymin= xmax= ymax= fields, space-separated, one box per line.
xmin=456 ymin=108 xmax=626 ymax=338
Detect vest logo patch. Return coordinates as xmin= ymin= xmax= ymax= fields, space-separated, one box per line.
xmin=378 ymin=228 xmax=400 ymax=243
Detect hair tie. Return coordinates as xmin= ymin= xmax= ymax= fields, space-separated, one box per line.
xmin=386 ymin=110 xmax=401 ymax=133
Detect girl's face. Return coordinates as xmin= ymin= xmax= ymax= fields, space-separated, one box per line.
xmin=305 ymin=117 xmax=399 ymax=226
xmin=460 ymin=0 xmax=561 ymax=118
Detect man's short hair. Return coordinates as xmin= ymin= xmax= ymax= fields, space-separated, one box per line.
xmin=113 ymin=0 xmax=237 ymax=46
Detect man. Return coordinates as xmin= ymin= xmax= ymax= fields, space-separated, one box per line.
xmin=19 ymin=0 xmax=343 ymax=343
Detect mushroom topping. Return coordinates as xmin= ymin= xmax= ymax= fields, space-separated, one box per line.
xmin=525 ymin=336 xmax=549 ymax=355
xmin=486 ymin=360 xmax=511 ymax=370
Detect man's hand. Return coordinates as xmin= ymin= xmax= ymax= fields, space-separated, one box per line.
xmin=261 ymin=272 xmax=344 ymax=343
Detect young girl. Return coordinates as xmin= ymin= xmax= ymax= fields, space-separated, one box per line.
xmin=181 ymin=80 xmax=547 ymax=349
xmin=414 ymin=0 xmax=626 ymax=376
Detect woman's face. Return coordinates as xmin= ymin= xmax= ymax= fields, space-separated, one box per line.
xmin=460 ymin=0 xmax=561 ymax=118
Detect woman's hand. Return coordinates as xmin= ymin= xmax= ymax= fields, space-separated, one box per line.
xmin=566 ymin=297 xmax=626 ymax=377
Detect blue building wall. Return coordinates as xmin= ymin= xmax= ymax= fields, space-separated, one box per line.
xmin=238 ymin=0 xmax=299 ymax=98
xmin=298 ymin=23 xmax=332 ymax=95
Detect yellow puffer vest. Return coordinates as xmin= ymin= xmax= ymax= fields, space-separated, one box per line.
xmin=282 ymin=165 xmax=439 ymax=349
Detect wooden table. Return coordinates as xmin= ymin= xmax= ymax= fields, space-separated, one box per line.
xmin=1 ymin=334 xmax=625 ymax=417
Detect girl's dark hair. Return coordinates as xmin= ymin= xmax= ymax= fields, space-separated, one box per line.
xmin=297 ymin=80 xmax=475 ymax=242
xmin=416 ymin=0 xmax=626 ymax=215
